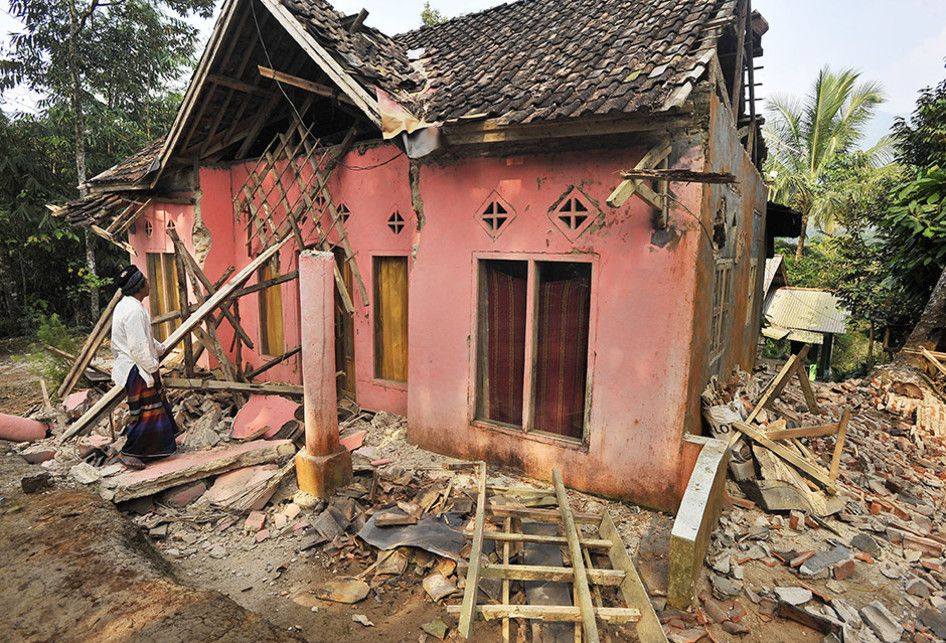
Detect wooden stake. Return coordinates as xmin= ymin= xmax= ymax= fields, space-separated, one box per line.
xmin=829 ymin=408 xmax=851 ymax=482
xmin=457 ymin=461 xmax=487 ymax=639
xmin=58 ymin=289 xmax=122 ymax=399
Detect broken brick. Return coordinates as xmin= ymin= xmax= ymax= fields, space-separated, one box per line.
xmin=244 ymin=510 xmax=266 ymax=532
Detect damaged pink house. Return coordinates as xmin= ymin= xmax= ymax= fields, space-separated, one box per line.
xmin=57 ymin=0 xmax=782 ymax=512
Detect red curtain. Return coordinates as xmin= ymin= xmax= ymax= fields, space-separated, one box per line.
xmin=533 ymin=265 xmax=591 ymax=438
xmin=483 ymin=262 xmax=527 ymax=425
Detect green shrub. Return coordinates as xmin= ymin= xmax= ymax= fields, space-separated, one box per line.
xmin=24 ymin=314 xmax=80 ymax=397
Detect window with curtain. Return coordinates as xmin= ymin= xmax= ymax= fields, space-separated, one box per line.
xmin=145 ymin=252 xmax=181 ymax=342
xmin=476 ymin=258 xmax=592 ymax=441
xmin=373 ymin=256 xmax=409 ymax=382
xmin=258 ymin=258 xmax=285 ymax=356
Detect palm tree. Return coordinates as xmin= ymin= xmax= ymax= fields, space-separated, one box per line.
xmin=764 ymin=67 xmax=887 ymax=258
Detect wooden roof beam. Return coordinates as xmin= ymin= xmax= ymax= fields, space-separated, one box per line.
xmin=258 ymin=65 xmax=355 ymax=106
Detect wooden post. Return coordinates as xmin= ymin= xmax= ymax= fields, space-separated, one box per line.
xmin=58 ymin=289 xmax=122 ymax=399
xmin=172 ymin=246 xmax=194 ymax=376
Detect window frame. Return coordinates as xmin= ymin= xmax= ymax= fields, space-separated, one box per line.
xmin=470 ymin=251 xmax=597 ymax=448
xmin=709 ymin=258 xmax=734 ymax=365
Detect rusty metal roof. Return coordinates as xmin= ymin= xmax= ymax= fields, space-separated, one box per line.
xmin=763 ymin=287 xmax=849 ymax=336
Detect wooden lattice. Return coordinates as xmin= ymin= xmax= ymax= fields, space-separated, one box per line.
xmin=231 ymin=107 xmax=366 ymax=313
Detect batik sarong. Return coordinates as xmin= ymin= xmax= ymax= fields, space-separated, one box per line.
xmin=121 ymin=366 xmax=178 ymax=459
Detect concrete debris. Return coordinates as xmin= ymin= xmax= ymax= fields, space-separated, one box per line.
xmin=69 ymin=461 xmax=100 ymax=485
xmin=859 ymin=601 xmax=903 ymax=642
xmin=351 ymin=614 xmax=373 ymax=627
xmin=774 ymin=586 xmax=812 ymax=606
xmin=316 ymin=579 xmax=369 ymax=604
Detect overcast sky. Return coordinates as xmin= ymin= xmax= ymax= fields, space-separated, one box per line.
xmin=3 ymin=0 xmax=945 ymax=145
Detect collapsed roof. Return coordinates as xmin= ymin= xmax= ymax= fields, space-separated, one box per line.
xmin=59 ymin=0 xmax=748 ymax=227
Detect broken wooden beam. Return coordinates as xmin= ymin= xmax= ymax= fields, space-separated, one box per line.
xmin=105 ymin=439 xmax=296 ymax=502
xmin=599 ymin=511 xmax=669 ymax=641
xmin=606 ymin=141 xmax=672 ymax=208
xmin=257 ymin=65 xmax=355 ymax=105
xmin=162 ymin=377 xmax=303 ymax=397
xmin=58 ymin=289 xmax=122 ymax=399
xmin=618 ymin=168 xmax=737 ymax=184
xmin=44 ymin=345 xmax=109 ymax=378
xmin=60 ymin=234 xmax=293 ymax=443
xmin=733 ymin=421 xmax=837 ymax=493
xmin=245 ymin=346 xmax=301 ymax=380
xmin=457 ymin=461 xmax=486 ymax=639
xmin=479 ymin=563 xmax=625 ymax=586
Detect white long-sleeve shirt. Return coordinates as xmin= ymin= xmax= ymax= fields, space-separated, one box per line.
xmin=111 ymin=296 xmax=166 ymax=388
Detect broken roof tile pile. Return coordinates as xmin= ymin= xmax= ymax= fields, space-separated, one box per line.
xmin=399 ymin=0 xmax=735 ymax=124
xmin=54 ymin=192 xmax=147 ymax=229
xmin=690 ymin=363 xmax=946 ymax=641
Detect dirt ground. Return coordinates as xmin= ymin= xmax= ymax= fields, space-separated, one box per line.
xmin=2 ymin=342 xmax=944 ymax=642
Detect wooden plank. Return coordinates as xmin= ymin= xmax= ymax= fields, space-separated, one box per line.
xmin=480 ymin=563 xmax=625 ymax=586
xmin=733 ymin=422 xmax=837 ymax=492
xmin=487 ymin=504 xmax=601 ymax=524
xmin=552 ymin=469 xmax=599 ymax=643
xmin=475 ymin=530 xmax=613 ymax=549
xmin=172 ymin=240 xmax=195 ymax=377
xmin=829 ymin=408 xmax=851 ymax=482
xmin=257 ymin=0 xmax=381 ymax=125
xmin=446 ymin=604 xmax=640 ymax=624
xmin=457 ymin=461 xmax=487 ymax=639
xmin=168 ymin=228 xmax=254 ymax=349
xmin=44 ymin=344 xmax=109 ymax=377
xmin=599 ymin=511 xmax=668 ymax=642
xmin=765 ymin=423 xmax=839 ymax=441
xmin=163 ymin=377 xmax=302 ymax=397
xmin=230 ymin=270 xmax=298 ymax=299
xmin=58 ymin=289 xmax=123 ymax=399
xmin=729 ymin=0 xmax=749 ymax=114
xmin=60 ymin=234 xmax=293 ymax=443
xmin=258 ymin=66 xmax=355 ymax=105
xmin=108 ymin=439 xmax=296 ymax=502
xmin=606 ymin=141 xmax=672 ymax=208
xmin=922 ymin=348 xmax=946 ymax=378
xmin=795 ymin=362 xmax=821 ymax=413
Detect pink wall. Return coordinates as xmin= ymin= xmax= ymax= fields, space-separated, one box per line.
xmin=406 ymin=145 xmax=707 ymax=511
xmin=125 ymin=105 xmax=766 ymax=511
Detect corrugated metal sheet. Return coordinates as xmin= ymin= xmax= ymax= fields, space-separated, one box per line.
xmin=763 ymin=287 xmax=849 ymax=335
xmin=762 ymin=325 xmax=824 ymax=345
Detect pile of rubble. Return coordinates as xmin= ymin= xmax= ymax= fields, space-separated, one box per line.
xmin=687 ymin=361 xmax=946 ymax=642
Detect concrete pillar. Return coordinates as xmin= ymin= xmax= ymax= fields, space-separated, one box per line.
xmin=294 ymin=250 xmax=352 ymax=497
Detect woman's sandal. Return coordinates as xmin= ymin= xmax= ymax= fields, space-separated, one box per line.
xmin=118 ymin=454 xmax=146 ymax=470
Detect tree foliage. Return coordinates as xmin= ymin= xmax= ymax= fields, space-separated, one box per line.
xmin=421 ymin=1 xmax=446 ymax=26
xmin=0 ymin=0 xmax=212 ymax=335
xmin=763 ymin=67 xmax=888 ymax=258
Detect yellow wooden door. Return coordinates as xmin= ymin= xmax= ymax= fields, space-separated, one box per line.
xmin=373 ymin=256 xmax=408 ymax=382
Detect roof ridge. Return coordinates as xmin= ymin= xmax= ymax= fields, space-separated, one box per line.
xmin=395 ymin=0 xmax=531 ymax=40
